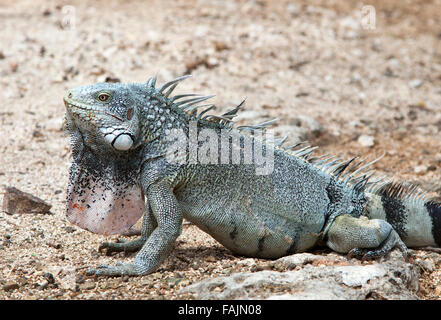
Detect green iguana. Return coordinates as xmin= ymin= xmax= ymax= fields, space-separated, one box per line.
xmin=63 ymin=75 xmax=441 ymax=277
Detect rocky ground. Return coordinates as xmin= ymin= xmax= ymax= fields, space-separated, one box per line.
xmin=1 ymin=0 xmax=441 ymax=299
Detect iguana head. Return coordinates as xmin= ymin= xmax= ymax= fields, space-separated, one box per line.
xmin=63 ymin=81 xmax=148 ymax=235
xmin=64 ymin=82 xmax=142 ymax=153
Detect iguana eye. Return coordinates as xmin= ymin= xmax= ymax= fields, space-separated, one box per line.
xmin=97 ymin=92 xmax=111 ymax=102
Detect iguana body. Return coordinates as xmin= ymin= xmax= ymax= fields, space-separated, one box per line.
xmin=63 ymin=76 xmax=441 ymax=276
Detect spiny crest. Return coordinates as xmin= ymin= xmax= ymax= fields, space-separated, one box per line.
xmin=147 ymin=75 xmax=278 ymax=132
xmin=311 ymin=154 xmax=385 ymax=193
xmin=365 ymin=180 xmax=430 ymax=204
xmin=149 ymin=75 xmax=384 ymax=195
xmin=275 ymin=140 xmax=383 ymax=193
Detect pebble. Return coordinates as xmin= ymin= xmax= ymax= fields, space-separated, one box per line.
xmin=409 ymin=79 xmax=423 ymax=88
xmin=414 ymin=165 xmax=427 ymax=175
xmin=434 ymin=286 xmax=441 ymax=296
xmin=43 ymin=272 xmax=55 ymax=284
xmin=3 ymin=281 xmax=19 ymax=291
xmin=100 ymin=280 xmax=119 ymax=290
xmin=79 ymin=281 xmax=96 ymax=291
xmin=414 ymin=259 xmax=435 ymax=273
xmin=64 ymin=226 xmax=76 ymax=233
xmin=357 ymin=135 xmax=375 ymax=147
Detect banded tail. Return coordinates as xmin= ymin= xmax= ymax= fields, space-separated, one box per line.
xmin=364 ymin=182 xmax=441 ymax=248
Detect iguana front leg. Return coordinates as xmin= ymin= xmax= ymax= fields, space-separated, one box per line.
xmin=87 ymin=180 xmax=183 ymax=276
xmin=325 ymin=214 xmax=408 ymax=261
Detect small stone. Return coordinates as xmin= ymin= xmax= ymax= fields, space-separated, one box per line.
xmin=3 ymin=282 xmax=19 ymax=291
xmin=79 ymin=281 xmax=96 ymax=291
xmin=414 ymin=259 xmax=434 ymax=273
xmin=167 ymin=277 xmax=184 ymax=286
xmin=43 ymin=273 xmax=55 ymax=284
xmin=104 ymin=76 xmax=121 ymax=83
xmin=100 ymin=279 xmax=120 ymax=289
xmin=10 ymin=62 xmax=18 ymax=72
xmin=213 ymin=41 xmax=229 ymax=52
xmin=64 ymin=226 xmax=76 ymax=233
xmin=39 ymin=280 xmax=49 ymax=290
xmin=409 ymin=79 xmax=423 ymax=88
xmin=46 ymin=241 xmax=62 ymax=249
xmin=357 ymin=135 xmax=375 ymax=147
xmin=236 ymin=258 xmax=256 ymax=267
xmin=434 ymin=286 xmax=441 ymax=296
xmin=414 ymin=165 xmax=427 ymax=175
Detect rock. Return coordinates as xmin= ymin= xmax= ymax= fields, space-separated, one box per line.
xmin=414 ymin=165 xmax=427 ymax=175
xmin=48 ymin=266 xmax=76 ymax=291
xmin=357 ymin=135 xmax=375 ymax=147
xmin=1 ymin=187 xmax=52 ymax=215
xmin=38 ymin=280 xmax=49 ymax=290
xmin=100 ymin=279 xmax=120 ymax=290
xmin=409 ymin=79 xmax=423 ymax=89
xmin=43 ymin=272 xmax=55 ymax=284
xmin=414 ymin=259 xmax=435 ymax=273
xmin=3 ymin=281 xmax=19 ymax=291
xmin=64 ymin=226 xmax=76 ymax=233
xmin=271 ymin=252 xmax=342 ymax=270
xmin=236 ymin=258 xmax=256 ymax=267
xmin=79 ymin=280 xmax=96 ymax=291
xmin=434 ymin=286 xmax=441 ymax=296
xmin=167 ymin=277 xmax=184 ymax=287
xmin=180 ymin=251 xmax=419 ymax=299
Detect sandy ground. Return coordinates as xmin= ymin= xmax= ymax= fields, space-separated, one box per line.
xmin=1 ymin=0 xmax=441 ymax=299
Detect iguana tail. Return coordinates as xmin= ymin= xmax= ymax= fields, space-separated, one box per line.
xmin=364 ymin=182 xmax=441 ymax=248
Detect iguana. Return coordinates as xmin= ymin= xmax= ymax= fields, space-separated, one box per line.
xmin=63 ymin=75 xmax=441 ymax=277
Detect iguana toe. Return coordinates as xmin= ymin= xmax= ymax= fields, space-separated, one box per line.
xmin=86 ymin=262 xmax=139 ymax=277
xmin=98 ymin=238 xmax=145 ymax=255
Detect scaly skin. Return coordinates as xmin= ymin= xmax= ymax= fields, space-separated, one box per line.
xmin=63 ymin=75 xmax=441 ymax=277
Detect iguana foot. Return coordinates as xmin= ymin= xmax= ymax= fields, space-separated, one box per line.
xmin=347 ymin=231 xmax=408 ymax=262
xmin=98 ymin=237 xmax=146 ymax=255
xmin=326 ymin=214 xmax=409 ymax=261
xmin=86 ymin=262 xmax=142 ymax=277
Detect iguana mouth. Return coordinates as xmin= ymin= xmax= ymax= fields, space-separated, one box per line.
xmin=63 ymin=96 xmax=98 ymax=112
xmin=64 ymin=96 xmax=124 ymax=123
